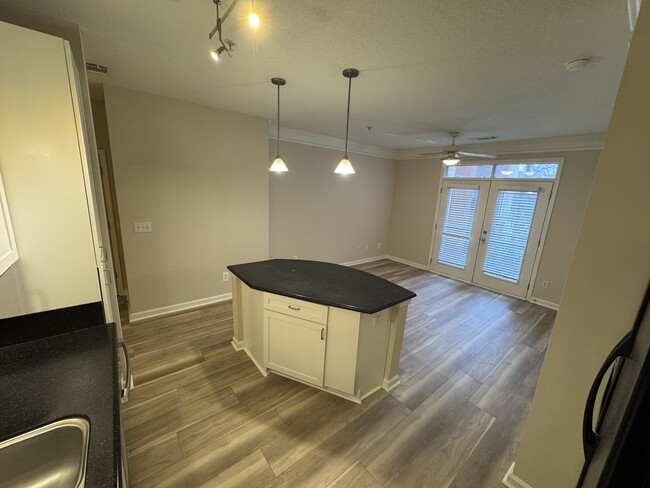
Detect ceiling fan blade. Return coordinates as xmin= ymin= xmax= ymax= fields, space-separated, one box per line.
xmin=456 ymin=151 xmax=497 ymax=159
xmin=418 ymin=152 xmax=447 ymax=157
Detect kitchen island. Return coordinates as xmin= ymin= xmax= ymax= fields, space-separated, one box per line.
xmin=227 ymin=259 xmax=416 ymax=402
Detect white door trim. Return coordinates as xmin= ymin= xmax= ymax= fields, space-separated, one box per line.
xmin=428 ymin=158 xmax=564 ymax=299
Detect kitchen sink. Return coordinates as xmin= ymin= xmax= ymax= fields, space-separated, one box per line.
xmin=0 ymin=417 xmax=90 ymax=488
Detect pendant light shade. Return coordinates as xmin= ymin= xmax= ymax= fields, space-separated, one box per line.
xmin=270 ymin=77 xmax=288 ymax=173
xmin=270 ymin=156 xmax=288 ymax=172
xmin=335 ymin=68 xmax=359 ymax=175
xmin=335 ymin=157 xmax=355 ymax=175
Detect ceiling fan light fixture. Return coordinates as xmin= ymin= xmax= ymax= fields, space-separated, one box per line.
xmin=442 ymin=155 xmax=461 ymax=166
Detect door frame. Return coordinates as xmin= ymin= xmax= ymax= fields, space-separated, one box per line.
xmin=427 ymin=157 xmax=564 ymax=301
xmin=97 ymin=149 xmax=129 ymax=297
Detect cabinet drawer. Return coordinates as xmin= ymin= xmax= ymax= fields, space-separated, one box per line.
xmin=263 ymin=293 xmax=328 ymax=325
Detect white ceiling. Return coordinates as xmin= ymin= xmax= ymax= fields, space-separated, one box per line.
xmin=3 ymin=0 xmax=631 ymax=149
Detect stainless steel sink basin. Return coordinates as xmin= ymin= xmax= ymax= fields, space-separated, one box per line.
xmin=0 ymin=417 xmax=90 ymax=488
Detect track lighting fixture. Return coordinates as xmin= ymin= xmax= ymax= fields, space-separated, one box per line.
xmin=269 ymin=78 xmax=289 ymax=173
xmin=335 ymin=68 xmax=359 ymax=175
xmin=248 ymin=0 xmax=260 ymax=27
xmin=208 ymin=0 xmax=256 ymax=62
xmin=209 ymin=46 xmax=226 ymax=62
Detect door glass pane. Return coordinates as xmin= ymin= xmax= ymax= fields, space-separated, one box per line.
xmin=444 ymin=165 xmax=493 ymax=179
xmin=482 ymin=190 xmax=538 ymax=282
xmin=438 ymin=188 xmax=479 ymax=269
xmin=495 ymin=163 xmax=558 ymax=179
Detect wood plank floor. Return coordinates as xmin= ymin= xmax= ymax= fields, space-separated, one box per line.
xmin=120 ymin=259 xmax=555 ymax=488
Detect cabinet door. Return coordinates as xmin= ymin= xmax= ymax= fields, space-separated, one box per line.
xmin=265 ymin=310 xmax=326 ymax=386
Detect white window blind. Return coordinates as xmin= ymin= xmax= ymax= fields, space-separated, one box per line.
xmin=438 ymin=188 xmax=479 ymax=269
xmin=482 ymin=190 xmax=538 ymax=282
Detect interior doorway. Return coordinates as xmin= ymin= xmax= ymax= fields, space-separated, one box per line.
xmin=430 ymin=161 xmax=559 ymax=298
xmin=98 ymin=148 xmax=128 ymax=297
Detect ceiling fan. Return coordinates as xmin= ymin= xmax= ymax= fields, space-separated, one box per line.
xmin=419 ymin=131 xmax=496 ymax=165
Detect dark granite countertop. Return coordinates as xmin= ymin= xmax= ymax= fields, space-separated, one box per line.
xmin=228 ymin=259 xmax=416 ymax=314
xmin=0 ymin=322 xmax=120 ymax=487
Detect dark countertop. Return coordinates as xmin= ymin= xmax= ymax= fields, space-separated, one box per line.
xmin=228 ymin=259 xmax=416 ymax=314
xmin=0 ymin=322 xmax=120 ymax=487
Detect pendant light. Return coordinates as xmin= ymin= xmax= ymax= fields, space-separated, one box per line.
xmin=335 ymin=68 xmax=359 ymax=175
xmin=269 ymin=77 xmax=288 ymax=173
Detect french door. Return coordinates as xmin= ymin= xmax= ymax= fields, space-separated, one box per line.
xmin=432 ymin=180 xmax=552 ymax=298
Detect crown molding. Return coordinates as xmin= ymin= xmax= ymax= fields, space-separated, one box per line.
xmin=269 ymin=124 xmax=396 ymax=159
xmin=268 ymin=126 xmax=605 ymax=161
xmin=393 ymin=133 xmax=605 ymax=160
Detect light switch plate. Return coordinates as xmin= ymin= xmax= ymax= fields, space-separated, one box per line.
xmin=134 ymin=221 xmax=152 ymax=233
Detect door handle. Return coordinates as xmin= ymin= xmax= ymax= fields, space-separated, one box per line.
xmin=118 ymin=339 xmax=132 ymax=403
xmin=321 ymin=328 xmax=325 ymax=340
xmin=480 ymin=237 xmax=486 ymax=242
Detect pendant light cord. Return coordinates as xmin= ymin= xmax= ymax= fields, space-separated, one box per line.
xmin=277 ymin=82 xmax=281 ymax=157
xmin=344 ymin=75 xmax=352 ymax=158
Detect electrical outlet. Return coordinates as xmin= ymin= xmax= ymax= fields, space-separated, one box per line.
xmin=134 ymin=221 xmax=152 ymax=233
xmin=377 ymin=242 xmax=382 ymax=249
xmin=541 ymin=280 xmax=549 ymax=289
xmin=222 ymin=271 xmax=230 ymax=282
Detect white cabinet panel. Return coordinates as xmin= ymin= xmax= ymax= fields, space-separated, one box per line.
xmin=265 ymin=310 xmax=326 ymax=386
xmin=0 ymin=170 xmax=18 ymax=276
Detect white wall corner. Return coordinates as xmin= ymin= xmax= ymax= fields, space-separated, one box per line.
xmin=502 ymin=463 xmax=533 ymax=488
xmin=129 ymin=292 xmax=232 ymax=324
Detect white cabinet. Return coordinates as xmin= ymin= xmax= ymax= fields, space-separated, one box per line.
xmin=0 ymin=170 xmax=18 ymax=276
xmin=264 ymin=310 xmax=327 ymax=386
xmin=263 ymin=292 xmax=328 ymax=387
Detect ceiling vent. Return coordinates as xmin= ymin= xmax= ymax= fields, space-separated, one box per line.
xmin=470 ymin=136 xmax=500 ymax=141
xmin=86 ymin=62 xmax=109 ymax=75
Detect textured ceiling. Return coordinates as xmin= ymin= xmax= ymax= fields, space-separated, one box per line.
xmin=2 ymin=0 xmax=631 ymax=149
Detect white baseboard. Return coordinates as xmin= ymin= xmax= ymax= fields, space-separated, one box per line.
xmin=502 ymin=463 xmax=533 ymax=488
xmin=129 ymin=292 xmax=232 ymax=324
xmin=529 ymin=296 xmax=560 ymax=310
xmin=385 ymin=255 xmax=430 ymax=271
xmin=231 ymin=337 xmax=245 ymax=351
xmin=341 ymin=255 xmax=388 ymax=266
xmin=382 ymin=375 xmax=400 ymax=391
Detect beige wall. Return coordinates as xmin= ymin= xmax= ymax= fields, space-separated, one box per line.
xmin=529 ymin=150 xmax=599 ymax=303
xmin=104 ymin=85 xmax=269 ymax=316
xmin=0 ymin=21 xmax=100 ymax=319
xmin=388 ymin=158 xmax=442 ymax=266
xmin=269 ymin=141 xmax=395 ymax=264
xmin=388 ymin=151 xmax=599 ymax=304
xmin=514 ymin=3 xmax=650 ymax=486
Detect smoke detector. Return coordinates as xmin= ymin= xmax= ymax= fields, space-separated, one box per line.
xmin=564 ymin=57 xmax=591 ymax=72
